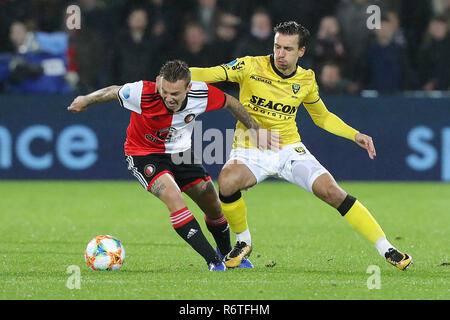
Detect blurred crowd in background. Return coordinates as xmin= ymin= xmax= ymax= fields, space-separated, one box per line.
xmin=0 ymin=0 xmax=449 ymax=94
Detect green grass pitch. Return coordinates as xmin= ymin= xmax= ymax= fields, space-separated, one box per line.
xmin=0 ymin=181 xmax=448 ymax=300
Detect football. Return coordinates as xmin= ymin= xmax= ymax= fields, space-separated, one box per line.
xmin=84 ymin=235 xmax=125 ymax=271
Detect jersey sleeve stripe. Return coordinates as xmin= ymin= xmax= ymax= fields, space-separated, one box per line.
xmin=189 ymin=89 xmax=209 ymax=92
xmin=188 ymin=93 xmax=208 ymax=96
xmin=303 ymin=97 xmax=321 ymax=104
xmin=187 ymin=95 xmax=208 ymax=99
xmin=220 ymin=65 xmax=229 ymax=81
xmin=188 ymin=92 xmax=208 ymax=95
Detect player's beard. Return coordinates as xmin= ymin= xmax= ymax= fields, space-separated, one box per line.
xmin=276 ymin=60 xmax=289 ymax=71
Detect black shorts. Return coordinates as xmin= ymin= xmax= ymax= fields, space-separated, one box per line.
xmin=125 ymin=150 xmax=211 ymax=192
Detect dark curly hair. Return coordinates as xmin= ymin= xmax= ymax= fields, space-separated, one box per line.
xmin=273 ymin=21 xmax=311 ymax=49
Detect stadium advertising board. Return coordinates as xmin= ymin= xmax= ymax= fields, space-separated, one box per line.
xmin=0 ymin=94 xmax=449 ymax=181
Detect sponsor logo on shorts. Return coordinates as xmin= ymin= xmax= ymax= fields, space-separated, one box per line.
xmin=294 ymin=146 xmax=306 ymax=154
xmin=144 ymin=164 xmax=156 ymax=177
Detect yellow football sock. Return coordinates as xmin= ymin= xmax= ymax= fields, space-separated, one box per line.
xmin=344 ymin=200 xmax=386 ymax=244
xmin=220 ymin=196 xmax=248 ymax=234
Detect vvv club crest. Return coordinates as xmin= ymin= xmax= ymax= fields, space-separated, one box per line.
xmin=292 ymin=83 xmax=301 ymax=94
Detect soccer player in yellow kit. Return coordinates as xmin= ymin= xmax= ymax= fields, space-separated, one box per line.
xmin=190 ymin=21 xmax=412 ymax=270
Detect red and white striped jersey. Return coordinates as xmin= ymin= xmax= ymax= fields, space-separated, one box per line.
xmin=117 ymin=80 xmax=226 ymax=155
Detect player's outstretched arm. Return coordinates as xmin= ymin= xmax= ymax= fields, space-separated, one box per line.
xmin=224 ymin=93 xmax=282 ymax=151
xmin=355 ymin=132 xmax=377 ymax=160
xmin=190 ymin=66 xmax=228 ymax=83
xmin=304 ymin=100 xmax=376 ymax=159
xmin=67 ymin=85 xmax=121 ymax=113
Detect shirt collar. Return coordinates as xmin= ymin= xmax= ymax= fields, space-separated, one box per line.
xmin=270 ymin=54 xmax=298 ymax=79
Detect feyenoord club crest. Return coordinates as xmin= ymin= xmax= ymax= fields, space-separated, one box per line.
xmin=144 ymin=164 xmax=156 ymax=177
xmin=184 ymin=114 xmax=195 ymax=123
xmin=292 ymin=83 xmax=301 ymax=94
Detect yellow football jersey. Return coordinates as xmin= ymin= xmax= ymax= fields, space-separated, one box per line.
xmin=190 ymin=55 xmax=358 ymax=149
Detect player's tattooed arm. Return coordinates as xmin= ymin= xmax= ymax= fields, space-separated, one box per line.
xmin=223 ymin=93 xmax=259 ymax=130
xmin=85 ymin=85 xmax=121 ymax=104
xmin=67 ymin=85 xmax=121 ymax=113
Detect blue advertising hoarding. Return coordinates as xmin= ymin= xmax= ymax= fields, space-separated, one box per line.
xmin=0 ymin=93 xmax=449 ymax=181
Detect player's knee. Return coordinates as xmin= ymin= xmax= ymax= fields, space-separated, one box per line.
xmin=201 ymin=183 xmax=223 ymax=217
xmin=201 ymin=180 xmax=218 ymax=197
xmin=155 ymin=185 xmax=185 ymax=208
xmin=218 ymin=170 xmax=240 ymax=197
xmin=323 ymin=185 xmax=347 ymax=208
xmin=312 ymin=173 xmax=345 ymax=207
xmin=203 ymin=202 xmax=223 ymax=219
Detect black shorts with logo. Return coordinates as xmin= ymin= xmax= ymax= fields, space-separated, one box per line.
xmin=125 ymin=149 xmax=211 ymax=192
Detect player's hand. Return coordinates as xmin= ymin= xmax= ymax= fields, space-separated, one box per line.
xmin=67 ymin=96 xmax=89 ymax=113
xmin=254 ymin=128 xmax=283 ymax=151
xmin=355 ymin=132 xmax=376 ymax=160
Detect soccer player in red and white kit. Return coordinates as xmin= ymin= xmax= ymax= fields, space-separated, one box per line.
xmin=67 ymin=60 xmax=275 ymax=271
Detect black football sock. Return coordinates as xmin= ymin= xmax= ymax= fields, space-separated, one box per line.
xmin=204 ymin=214 xmax=232 ymax=256
xmin=170 ymin=207 xmax=220 ymax=264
